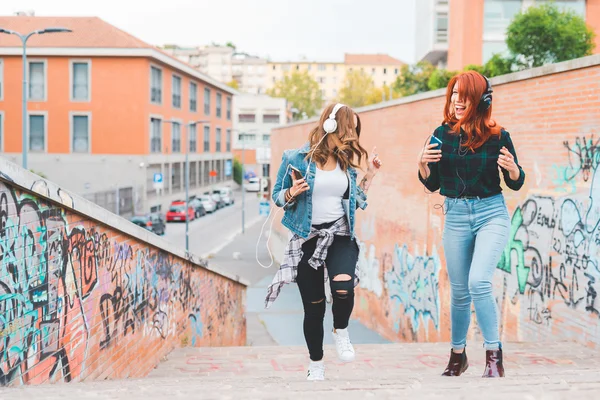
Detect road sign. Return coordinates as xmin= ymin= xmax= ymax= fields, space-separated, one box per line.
xmin=209 ymin=170 xmax=218 ymax=177
xmin=225 ymin=160 xmax=232 ymax=176
xmin=259 ymin=201 xmax=270 ymax=216
xmin=153 ymin=173 xmax=164 ymax=190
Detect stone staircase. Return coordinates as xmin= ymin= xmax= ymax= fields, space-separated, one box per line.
xmin=1 ymin=341 xmax=598 ymax=399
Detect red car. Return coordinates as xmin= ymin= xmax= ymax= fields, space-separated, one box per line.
xmin=166 ymin=201 xmax=195 ymax=222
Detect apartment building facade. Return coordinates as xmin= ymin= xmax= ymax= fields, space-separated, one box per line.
xmin=0 ymin=16 xmax=235 ymax=216
xmin=165 ymin=45 xmax=269 ymax=95
xmin=418 ymin=0 xmax=600 ymax=71
xmin=266 ymin=54 xmax=405 ymax=103
xmin=232 ymin=94 xmax=288 ymax=179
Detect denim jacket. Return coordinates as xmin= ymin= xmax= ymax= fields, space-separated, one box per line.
xmin=272 ymin=143 xmax=368 ymax=239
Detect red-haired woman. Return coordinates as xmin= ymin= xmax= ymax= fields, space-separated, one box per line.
xmin=417 ymin=71 xmax=525 ymax=377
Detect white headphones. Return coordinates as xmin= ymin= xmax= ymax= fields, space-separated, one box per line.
xmin=322 ymin=103 xmax=345 ymax=134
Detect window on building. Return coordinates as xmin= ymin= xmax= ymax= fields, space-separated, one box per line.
xmin=282 ymin=64 xmax=290 ymax=71
xmin=0 ymin=59 xmax=3 ymax=100
xmin=72 ymin=114 xmax=90 ymax=153
xmin=204 ymin=87 xmax=211 ymax=114
xmin=151 ymin=66 xmax=162 ymax=103
xmin=272 ymin=65 xmax=276 ymax=70
xmin=238 ymin=114 xmax=256 ymax=123
xmin=216 ymin=93 xmax=222 ymax=117
xmin=72 ymin=61 xmax=90 ymax=101
xmin=172 ymin=122 xmax=181 ymax=152
xmin=216 ymin=127 xmax=222 ymax=152
xmin=263 ymin=134 xmax=270 ymax=144
xmin=371 ymin=68 xmax=376 ymax=74
xmin=190 ymin=82 xmax=197 ymax=112
xmin=239 ymin=133 xmax=257 ymax=142
xmin=296 ymin=65 xmax=300 ymax=70
xmin=226 ymin=129 xmax=231 ymax=151
xmin=226 ymin=97 xmax=232 ymax=120
xmin=28 ymin=61 xmax=45 ymax=101
xmin=0 ymin=113 xmax=3 ymax=152
xmin=263 ymin=114 xmax=280 ymax=124
xmin=307 ymin=64 xmax=312 ymax=71
xmin=483 ymin=0 xmax=523 ymax=37
xmin=383 ymin=68 xmax=387 ymax=74
xmin=29 ymin=114 xmax=45 ymax=152
xmin=150 ymin=117 xmax=162 ymax=153
xmin=318 ymin=77 xmax=326 ymax=84
xmin=435 ymin=11 xmax=449 ymax=43
xmin=318 ymin=64 xmax=326 ymax=71
xmin=172 ymin=75 xmax=182 ymax=108
xmin=203 ymin=125 xmax=210 ymax=151
xmin=189 ymin=123 xmax=197 ymax=152
xmin=394 ymin=68 xmax=399 ymax=74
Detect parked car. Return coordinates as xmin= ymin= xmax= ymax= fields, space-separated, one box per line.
xmin=188 ymin=198 xmax=207 ymax=218
xmin=215 ymin=187 xmax=234 ymax=206
xmin=205 ymin=191 xmax=225 ymax=209
xmin=197 ymin=195 xmax=217 ymax=213
xmin=130 ymin=213 xmax=166 ymax=236
xmin=245 ymin=177 xmax=267 ymax=192
xmin=166 ymin=201 xmax=195 ymax=222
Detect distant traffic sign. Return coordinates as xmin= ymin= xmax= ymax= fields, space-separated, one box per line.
xmin=209 ymin=170 xmax=218 ymax=177
xmin=153 ymin=173 xmax=163 ymax=183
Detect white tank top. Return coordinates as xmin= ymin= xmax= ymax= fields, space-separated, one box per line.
xmin=311 ymin=162 xmax=348 ymax=225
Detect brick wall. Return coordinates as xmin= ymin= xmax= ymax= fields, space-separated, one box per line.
xmin=0 ymin=162 xmax=246 ymax=386
xmin=270 ymin=55 xmax=600 ymax=347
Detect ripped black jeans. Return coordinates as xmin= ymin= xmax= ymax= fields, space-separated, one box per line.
xmin=296 ymin=227 xmax=359 ymax=362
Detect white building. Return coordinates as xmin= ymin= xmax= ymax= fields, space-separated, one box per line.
xmin=233 ymin=94 xmax=289 ymax=178
xmin=415 ymin=0 xmax=449 ymax=68
xmin=232 ymin=53 xmax=268 ymax=94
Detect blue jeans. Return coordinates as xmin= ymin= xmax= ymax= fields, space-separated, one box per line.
xmin=442 ymin=194 xmax=510 ymax=351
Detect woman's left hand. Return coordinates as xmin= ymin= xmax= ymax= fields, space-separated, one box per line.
xmin=498 ymin=147 xmax=520 ymax=180
xmin=368 ymin=146 xmax=383 ymax=175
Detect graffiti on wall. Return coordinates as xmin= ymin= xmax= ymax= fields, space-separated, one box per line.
xmin=497 ymin=135 xmax=600 ymax=330
xmin=385 ymin=244 xmax=441 ymax=333
xmin=356 ymin=240 xmax=383 ymax=297
xmin=0 ymin=180 xmax=244 ymax=386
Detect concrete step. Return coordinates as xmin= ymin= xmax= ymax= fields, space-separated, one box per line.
xmin=2 ymin=341 xmax=598 ymax=399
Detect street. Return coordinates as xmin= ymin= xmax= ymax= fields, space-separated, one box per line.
xmin=161 ymin=189 xmax=263 ymax=258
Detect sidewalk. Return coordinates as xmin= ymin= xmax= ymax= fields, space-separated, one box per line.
xmin=209 ymin=219 xmax=389 ymax=347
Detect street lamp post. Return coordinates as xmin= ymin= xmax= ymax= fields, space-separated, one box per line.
xmin=0 ymin=27 xmax=72 ymax=169
xmin=164 ymin=119 xmax=209 ymax=253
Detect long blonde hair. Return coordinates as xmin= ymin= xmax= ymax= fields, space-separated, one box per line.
xmin=306 ymin=104 xmax=368 ymax=171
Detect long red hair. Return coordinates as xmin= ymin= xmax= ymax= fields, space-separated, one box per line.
xmin=443 ymin=71 xmax=501 ymax=151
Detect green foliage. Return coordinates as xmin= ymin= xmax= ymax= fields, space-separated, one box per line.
xmin=506 ymin=3 xmax=596 ymax=68
xmin=393 ymin=61 xmax=436 ymax=96
xmin=428 ymin=68 xmax=459 ymax=90
xmin=338 ymin=70 xmax=376 ymax=107
xmin=267 ymin=71 xmax=323 ymax=120
xmin=233 ymin=158 xmax=242 ymax=185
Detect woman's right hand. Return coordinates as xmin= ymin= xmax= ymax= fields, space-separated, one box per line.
xmin=418 ymin=143 xmax=442 ymax=167
xmin=288 ymin=171 xmax=310 ymax=198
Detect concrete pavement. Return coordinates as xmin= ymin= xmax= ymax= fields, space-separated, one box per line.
xmin=2 ymin=341 xmax=598 ymax=399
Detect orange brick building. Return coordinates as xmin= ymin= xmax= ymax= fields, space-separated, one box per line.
xmin=0 ymin=16 xmax=236 ymax=215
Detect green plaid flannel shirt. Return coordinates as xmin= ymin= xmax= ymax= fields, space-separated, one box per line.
xmin=418 ymin=124 xmax=525 ymax=197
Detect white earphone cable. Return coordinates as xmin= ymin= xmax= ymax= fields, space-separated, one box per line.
xmin=255 ymin=131 xmax=330 ymax=269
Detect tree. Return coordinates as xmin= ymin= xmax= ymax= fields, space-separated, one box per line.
xmin=226 ymin=80 xmax=239 ymax=90
xmin=338 ymin=70 xmax=376 ymax=107
xmin=428 ymin=68 xmax=459 ymax=90
xmin=233 ymin=158 xmax=242 ymax=185
xmin=365 ymin=84 xmax=402 ymax=105
xmin=393 ymin=61 xmax=436 ymax=96
xmin=225 ymin=41 xmax=236 ymax=50
xmin=506 ymin=3 xmax=596 ymax=68
xmin=267 ymin=71 xmax=323 ymax=120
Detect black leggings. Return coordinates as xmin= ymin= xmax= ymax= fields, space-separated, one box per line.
xmin=296 ymin=229 xmax=359 ymax=362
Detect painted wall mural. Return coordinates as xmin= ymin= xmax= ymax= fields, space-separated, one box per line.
xmin=0 ymin=180 xmax=245 ymax=386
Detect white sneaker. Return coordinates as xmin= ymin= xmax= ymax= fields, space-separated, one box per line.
xmin=332 ymin=328 xmax=355 ymax=362
xmin=307 ymin=360 xmax=325 ymax=381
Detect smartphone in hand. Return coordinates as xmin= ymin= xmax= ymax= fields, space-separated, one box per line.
xmin=429 ymin=135 xmax=442 ymax=149
xmin=290 ymin=165 xmax=304 ymax=180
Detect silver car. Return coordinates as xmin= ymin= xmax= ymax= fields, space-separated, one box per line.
xmin=216 ymin=187 xmax=234 ymax=206
xmin=198 ymin=195 xmax=217 ymax=213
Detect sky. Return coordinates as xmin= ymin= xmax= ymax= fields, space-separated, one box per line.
xmin=0 ymin=0 xmax=417 ymax=63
